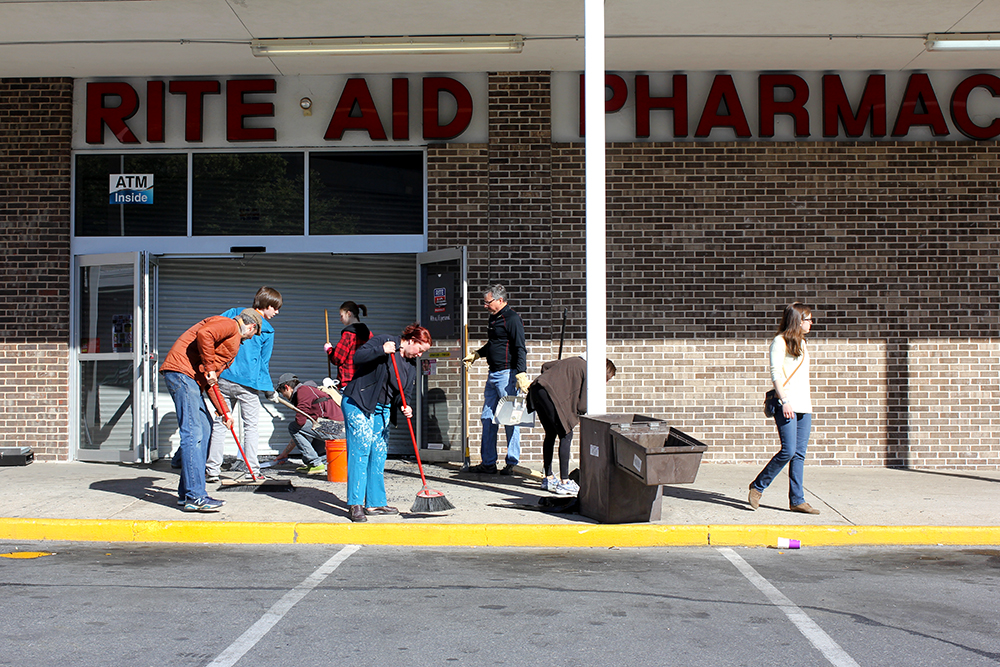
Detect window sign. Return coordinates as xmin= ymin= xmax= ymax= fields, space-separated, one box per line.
xmin=109 ymin=174 xmax=154 ymax=204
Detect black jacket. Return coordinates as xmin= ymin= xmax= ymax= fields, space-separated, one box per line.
xmin=476 ymin=304 xmax=526 ymax=374
xmin=343 ymin=334 xmax=417 ymax=416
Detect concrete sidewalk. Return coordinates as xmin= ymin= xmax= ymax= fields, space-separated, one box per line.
xmin=1 ymin=458 xmax=998 ymax=547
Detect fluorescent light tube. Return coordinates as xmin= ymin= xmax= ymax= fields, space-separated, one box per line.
xmin=252 ymin=35 xmax=524 ymax=56
xmin=925 ymin=33 xmax=1000 ymax=51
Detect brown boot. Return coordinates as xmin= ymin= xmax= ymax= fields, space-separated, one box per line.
xmin=349 ymin=504 xmax=368 ymax=522
xmin=748 ymin=484 xmax=762 ymax=510
xmin=790 ymin=502 xmax=820 ymax=515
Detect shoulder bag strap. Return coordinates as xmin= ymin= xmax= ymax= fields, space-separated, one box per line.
xmin=782 ymin=354 xmax=805 ymax=387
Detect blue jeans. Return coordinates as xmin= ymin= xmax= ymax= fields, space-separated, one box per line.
xmin=752 ymin=412 xmax=812 ymax=506
xmin=343 ymin=396 xmax=390 ymax=508
xmin=480 ymin=369 xmax=520 ymax=467
xmin=163 ymin=371 xmax=213 ymax=504
xmin=288 ymin=421 xmax=327 ymax=467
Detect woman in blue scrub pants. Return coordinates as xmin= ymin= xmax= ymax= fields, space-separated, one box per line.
xmin=341 ymin=324 xmax=432 ymax=523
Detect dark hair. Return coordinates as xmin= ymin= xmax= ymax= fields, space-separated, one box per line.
xmin=340 ymin=301 xmax=367 ymax=318
xmin=778 ymin=302 xmax=812 ymax=357
xmin=253 ymin=286 xmax=283 ymax=311
xmin=606 ymin=359 xmax=617 ymax=381
xmin=276 ymin=377 xmax=299 ymax=392
xmin=401 ymin=323 xmax=433 ymax=346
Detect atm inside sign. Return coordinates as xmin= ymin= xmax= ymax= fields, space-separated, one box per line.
xmin=109 ymin=173 xmax=154 ymax=204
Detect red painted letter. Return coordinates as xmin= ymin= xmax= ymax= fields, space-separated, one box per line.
xmin=227 ymin=79 xmax=276 ymax=142
xmin=146 ymin=81 xmax=165 ymax=143
xmin=695 ymin=75 xmax=752 ymax=138
xmin=392 ymin=78 xmax=409 ymax=140
xmin=579 ymin=74 xmax=628 ymax=137
xmin=85 ymin=82 xmax=140 ymax=145
xmin=325 ymin=78 xmax=388 ymax=140
xmin=892 ymin=73 xmax=949 ymax=137
xmin=635 ymin=74 xmax=688 ymax=138
xmin=758 ymin=74 xmax=810 ymax=137
xmin=822 ymin=74 xmax=886 ymax=137
xmin=169 ymin=80 xmax=221 ymax=142
xmin=423 ymin=77 xmax=473 ymax=140
xmin=951 ymin=73 xmax=1000 ymax=140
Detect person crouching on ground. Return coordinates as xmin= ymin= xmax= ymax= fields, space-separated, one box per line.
xmin=159 ymin=308 xmax=262 ymax=512
xmin=273 ymin=373 xmax=338 ymax=474
xmin=527 ymin=357 xmax=617 ymax=496
xmin=342 ymin=323 xmax=432 ymax=522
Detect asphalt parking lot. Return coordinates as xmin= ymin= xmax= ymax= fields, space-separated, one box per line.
xmin=2 ymin=542 xmax=998 ymax=667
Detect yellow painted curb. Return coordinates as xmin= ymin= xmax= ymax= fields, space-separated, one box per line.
xmin=709 ymin=525 xmax=1000 ymax=547
xmin=0 ymin=518 xmax=296 ymax=544
xmin=1 ymin=518 xmax=998 ymax=547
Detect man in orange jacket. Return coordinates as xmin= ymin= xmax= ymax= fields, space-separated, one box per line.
xmin=160 ymin=308 xmax=262 ymax=512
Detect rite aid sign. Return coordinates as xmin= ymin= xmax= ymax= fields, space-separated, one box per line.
xmin=75 ymin=70 xmax=1000 ymax=148
xmin=74 ymin=74 xmax=489 ymax=148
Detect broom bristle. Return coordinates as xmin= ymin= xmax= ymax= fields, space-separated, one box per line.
xmin=411 ymin=488 xmax=455 ymax=513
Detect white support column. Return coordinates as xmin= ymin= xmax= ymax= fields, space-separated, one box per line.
xmin=585 ymin=0 xmax=607 ymax=414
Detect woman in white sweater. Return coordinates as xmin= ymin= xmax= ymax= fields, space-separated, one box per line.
xmin=748 ymin=303 xmax=820 ymax=514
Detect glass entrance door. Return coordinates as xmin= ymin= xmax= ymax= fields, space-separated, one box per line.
xmin=416 ymin=248 xmax=467 ymax=463
xmin=75 ymin=252 xmax=158 ymax=462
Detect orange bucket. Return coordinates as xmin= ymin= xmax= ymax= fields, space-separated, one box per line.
xmin=325 ymin=439 xmax=348 ymax=483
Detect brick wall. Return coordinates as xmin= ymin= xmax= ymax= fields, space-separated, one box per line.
xmin=430 ymin=71 xmax=1000 ymax=470
xmin=0 ymin=78 xmax=73 ymax=460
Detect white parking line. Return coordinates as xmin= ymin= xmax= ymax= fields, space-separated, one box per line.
xmin=207 ymin=544 xmax=361 ymax=667
xmin=717 ymin=547 xmax=860 ymax=667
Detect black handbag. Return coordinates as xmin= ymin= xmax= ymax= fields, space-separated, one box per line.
xmin=762 ymin=355 xmax=804 ymax=417
xmin=763 ymin=389 xmax=780 ymax=417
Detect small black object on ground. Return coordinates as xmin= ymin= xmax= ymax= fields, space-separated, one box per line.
xmin=216 ymin=479 xmax=294 ymax=493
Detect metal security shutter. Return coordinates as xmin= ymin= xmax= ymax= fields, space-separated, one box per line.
xmin=156 ymin=253 xmax=416 ymax=458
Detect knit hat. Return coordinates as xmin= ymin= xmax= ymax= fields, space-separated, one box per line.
xmin=239 ymin=308 xmax=263 ymax=335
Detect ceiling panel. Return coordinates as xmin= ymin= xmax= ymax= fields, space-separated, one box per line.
xmin=0 ymin=0 xmax=997 ymax=77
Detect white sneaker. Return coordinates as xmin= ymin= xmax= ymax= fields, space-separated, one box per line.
xmin=541 ymin=476 xmax=559 ymax=492
xmin=554 ymin=479 xmax=580 ymax=496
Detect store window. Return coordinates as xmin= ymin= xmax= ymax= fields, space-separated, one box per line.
xmin=74 ymin=154 xmax=187 ymax=236
xmin=309 ymin=152 xmax=423 ymax=235
xmin=192 ymin=152 xmax=304 ymax=236
xmin=73 ymin=150 xmax=424 ymax=238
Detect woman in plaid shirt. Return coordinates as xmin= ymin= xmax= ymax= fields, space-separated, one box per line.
xmin=324 ymin=301 xmax=372 ymax=387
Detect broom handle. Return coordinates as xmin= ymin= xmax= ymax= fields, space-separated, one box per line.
xmin=210 ymin=383 xmax=256 ymax=481
xmin=324 ymin=309 xmax=332 ymax=378
xmin=558 ymin=307 xmax=568 ymax=359
xmin=390 ymin=351 xmax=428 ymax=486
xmin=272 ymin=393 xmax=321 ymax=428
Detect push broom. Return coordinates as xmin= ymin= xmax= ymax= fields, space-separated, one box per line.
xmin=390 ymin=353 xmax=454 ymax=513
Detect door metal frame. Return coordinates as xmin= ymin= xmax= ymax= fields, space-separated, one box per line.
xmin=72 ymin=252 xmax=158 ymax=463
xmin=416 ymin=247 xmax=467 ymax=462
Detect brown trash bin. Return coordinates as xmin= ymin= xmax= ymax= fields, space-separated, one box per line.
xmin=578 ymin=415 xmax=707 ymax=524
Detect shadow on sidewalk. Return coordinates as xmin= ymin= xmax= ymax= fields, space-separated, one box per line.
xmin=896 ymin=468 xmax=1000 ymax=485
xmin=90 ymin=476 xmax=178 ymax=508
xmin=661 ymin=485 xmax=752 ymax=512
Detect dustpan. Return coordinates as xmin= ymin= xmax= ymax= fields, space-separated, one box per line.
xmin=493 ymin=395 xmax=535 ymax=427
